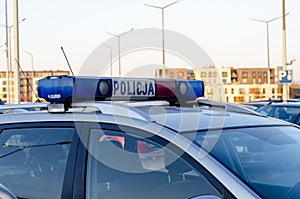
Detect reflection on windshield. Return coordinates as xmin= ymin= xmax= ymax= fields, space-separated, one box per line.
xmin=185 ymin=126 xmax=300 ymax=199
xmin=0 ymin=141 xmax=71 ymax=159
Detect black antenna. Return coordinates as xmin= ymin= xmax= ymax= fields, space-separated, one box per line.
xmin=15 ymin=58 xmax=41 ymax=102
xmin=60 ymin=47 xmax=75 ymax=76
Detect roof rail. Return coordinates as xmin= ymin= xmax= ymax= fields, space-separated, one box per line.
xmin=0 ymin=101 xmax=151 ymax=121
xmin=69 ymin=101 xmax=152 ymax=121
xmin=124 ymin=101 xmax=169 ymax=107
xmin=195 ymin=98 xmax=261 ymax=116
xmin=0 ymin=102 xmax=48 ymax=110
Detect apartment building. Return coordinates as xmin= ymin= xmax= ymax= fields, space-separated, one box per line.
xmin=0 ymin=70 xmax=69 ymax=103
xmin=198 ymin=66 xmax=283 ymax=103
xmin=196 ymin=66 xmax=231 ymax=102
xmin=155 ymin=68 xmax=195 ymax=80
xmin=290 ymin=84 xmax=300 ymax=99
xmin=156 ymin=66 xmax=289 ymax=104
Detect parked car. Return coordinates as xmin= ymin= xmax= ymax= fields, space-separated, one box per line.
xmin=255 ymin=102 xmax=300 ymax=125
xmin=245 ymin=98 xmax=300 ymax=108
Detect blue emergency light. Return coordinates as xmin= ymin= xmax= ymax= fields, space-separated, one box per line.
xmin=37 ymin=75 xmax=204 ymax=104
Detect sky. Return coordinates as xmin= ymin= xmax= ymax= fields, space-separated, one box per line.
xmin=0 ymin=0 xmax=300 ymax=81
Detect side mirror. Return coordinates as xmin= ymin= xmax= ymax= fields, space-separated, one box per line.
xmin=189 ymin=195 xmax=222 ymax=199
xmin=0 ymin=184 xmax=17 ymax=199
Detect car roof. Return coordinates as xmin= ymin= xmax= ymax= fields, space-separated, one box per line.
xmin=142 ymin=106 xmax=290 ymax=132
xmin=0 ymin=101 xmax=291 ymax=133
xmin=260 ymin=102 xmax=300 ymax=107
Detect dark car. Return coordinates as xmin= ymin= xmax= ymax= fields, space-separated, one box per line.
xmin=245 ymin=98 xmax=300 ymax=108
xmin=255 ymin=102 xmax=300 ymax=125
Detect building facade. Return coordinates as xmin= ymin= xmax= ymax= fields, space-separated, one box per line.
xmin=156 ymin=66 xmax=291 ymax=104
xmin=290 ymin=84 xmax=300 ymax=99
xmin=0 ymin=70 xmax=69 ymax=103
xmin=197 ymin=66 xmax=282 ymax=103
xmin=155 ymin=68 xmax=195 ymax=80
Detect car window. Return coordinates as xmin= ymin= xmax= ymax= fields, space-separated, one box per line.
xmin=256 ymin=106 xmax=274 ymax=116
xmin=0 ymin=127 xmax=74 ymax=199
xmin=268 ymin=106 xmax=300 ymax=123
xmin=188 ymin=126 xmax=300 ymax=199
xmin=284 ymin=107 xmax=300 ymax=123
xmin=86 ymin=128 xmax=221 ymax=199
xmin=273 ymin=107 xmax=290 ymax=121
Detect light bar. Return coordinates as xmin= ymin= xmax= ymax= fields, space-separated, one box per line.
xmin=38 ymin=76 xmax=74 ymax=103
xmin=37 ymin=76 xmax=204 ymax=104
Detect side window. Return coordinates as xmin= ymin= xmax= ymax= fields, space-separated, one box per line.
xmin=0 ymin=127 xmax=74 ymax=199
xmin=86 ymin=129 xmax=221 ymax=199
xmin=256 ymin=106 xmax=273 ymax=116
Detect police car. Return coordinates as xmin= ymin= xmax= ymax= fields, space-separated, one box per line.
xmin=1 ymin=76 xmax=300 ymax=199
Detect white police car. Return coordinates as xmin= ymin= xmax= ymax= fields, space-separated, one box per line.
xmin=0 ymin=76 xmax=300 ymax=199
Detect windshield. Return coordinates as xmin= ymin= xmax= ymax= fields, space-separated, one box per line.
xmin=184 ymin=126 xmax=300 ymax=199
xmin=256 ymin=106 xmax=300 ymax=124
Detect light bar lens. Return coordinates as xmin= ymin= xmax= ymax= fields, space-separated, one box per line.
xmin=47 ymin=103 xmax=66 ymax=113
xmin=38 ymin=76 xmax=74 ymax=103
xmin=37 ymin=76 xmax=204 ymax=103
xmin=98 ymin=80 xmax=110 ymax=96
xmin=177 ymin=80 xmax=205 ymax=100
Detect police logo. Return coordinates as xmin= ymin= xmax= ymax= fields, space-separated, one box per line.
xmin=112 ymin=79 xmax=155 ymax=97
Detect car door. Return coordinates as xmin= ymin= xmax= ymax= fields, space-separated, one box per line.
xmin=0 ymin=122 xmax=81 ymax=199
xmin=73 ymin=121 xmax=238 ymax=199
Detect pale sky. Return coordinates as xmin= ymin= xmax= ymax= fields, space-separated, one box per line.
xmin=0 ymin=0 xmax=299 ymax=81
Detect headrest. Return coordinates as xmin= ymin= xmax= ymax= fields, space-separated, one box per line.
xmin=96 ymin=140 xmax=144 ymax=173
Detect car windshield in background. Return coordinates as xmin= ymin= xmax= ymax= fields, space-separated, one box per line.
xmin=239 ymin=104 xmax=257 ymax=111
xmin=256 ymin=105 xmax=300 ymax=125
xmin=246 ymin=99 xmax=300 ymax=109
xmin=183 ymin=126 xmax=300 ymax=199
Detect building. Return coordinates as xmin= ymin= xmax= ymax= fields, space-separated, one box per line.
xmin=155 ymin=68 xmax=195 ymax=80
xmin=198 ymin=66 xmax=284 ymax=103
xmin=0 ymin=70 xmax=69 ymax=103
xmin=290 ymin=83 xmax=300 ymax=99
xmin=196 ymin=66 xmax=227 ymax=102
xmin=155 ymin=66 xmax=292 ymax=104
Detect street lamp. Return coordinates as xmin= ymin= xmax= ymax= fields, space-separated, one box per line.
xmin=287 ymin=58 xmax=296 ymax=66
xmin=0 ymin=18 xmax=26 ymax=103
xmin=250 ymin=13 xmax=288 ymax=99
xmin=14 ymin=0 xmax=21 ymax=103
xmin=106 ymin=28 xmax=134 ymax=77
xmin=1 ymin=18 xmax=26 ymax=70
xmin=103 ymin=44 xmax=113 ymax=77
xmin=282 ymin=0 xmax=288 ymax=101
xmin=145 ymin=0 xmax=181 ymax=78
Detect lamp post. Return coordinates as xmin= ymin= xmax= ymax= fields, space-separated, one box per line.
xmin=0 ymin=18 xmax=26 ymax=103
xmin=103 ymin=44 xmax=113 ymax=77
xmin=14 ymin=0 xmax=20 ymax=103
xmin=287 ymin=59 xmax=296 ymax=66
xmin=5 ymin=0 xmax=9 ymax=103
xmin=250 ymin=13 xmax=288 ymax=99
xmin=1 ymin=19 xmax=26 ymax=70
xmin=106 ymin=28 xmax=134 ymax=77
xmin=282 ymin=0 xmax=288 ymax=101
xmin=145 ymin=0 xmax=180 ymax=78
